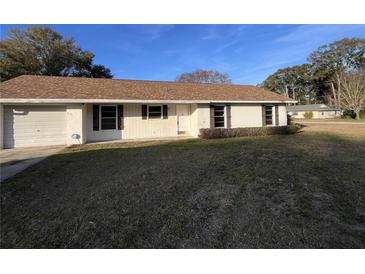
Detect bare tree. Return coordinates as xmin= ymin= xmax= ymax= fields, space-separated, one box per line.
xmin=329 ymin=71 xmax=345 ymax=109
xmin=336 ymin=70 xmax=365 ymax=120
xmin=176 ymin=69 xmax=231 ymax=84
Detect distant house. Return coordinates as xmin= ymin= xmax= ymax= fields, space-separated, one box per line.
xmin=287 ymin=104 xmax=341 ymax=119
xmin=0 ymin=75 xmax=295 ymax=149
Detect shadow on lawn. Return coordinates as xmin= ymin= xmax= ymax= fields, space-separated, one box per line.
xmin=1 ymin=133 xmax=365 ymax=248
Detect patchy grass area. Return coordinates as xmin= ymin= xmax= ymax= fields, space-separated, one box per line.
xmin=295 ymin=118 xmax=365 ymax=123
xmin=1 ymin=126 xmax=365 ymax=248
xmin=300 ymin=122 xmax=365 ymax=138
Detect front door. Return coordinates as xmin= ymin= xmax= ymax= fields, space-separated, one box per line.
xmin=176 ymin=105 xmax=191 ymax=133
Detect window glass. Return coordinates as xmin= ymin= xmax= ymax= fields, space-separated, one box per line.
xmin=101 ymin=106 xmax=116 ymax=130
xmin=148 ymin=106 xmax=162 ymax=118
xmin=214 ymin=106 xmax=225 ymax=128
xmin=265 ymin=106 xmax=273 ymax=125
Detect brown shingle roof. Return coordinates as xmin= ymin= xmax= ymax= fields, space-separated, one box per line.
xmin=0 ymin=75 xmax=295 ymax=102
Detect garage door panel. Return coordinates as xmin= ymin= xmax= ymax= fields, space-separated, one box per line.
xmin=6 ymin=133 xmax=66 ymax=139
xmin=10 ymin=139 xmax=65 ymax=148
xmin=7 ymin=118 xmax=66 ymax=124
xmin=5 ymin=125 xmax=66 ymax=132
xmin=5 ymin=123 xmax=66 ymax=129
xmin=4 ymin=106 xmax=67 ymax=148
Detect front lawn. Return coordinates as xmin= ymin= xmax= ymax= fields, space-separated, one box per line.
xmin=1 ymin=129 xmax=365 ymax=248
xmin=294 ymin=118 xmax=365 ymax=123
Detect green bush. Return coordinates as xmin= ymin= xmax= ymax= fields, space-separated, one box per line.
xmin=341 ymin=110 xmax=364 ymax=120
xmin=199 ymin=125 xmax=300 ymax=139
xmin=341 ymin=110 xmax=356 ymax=119
xmin=303 ymin=111 xmax=313 ymax=119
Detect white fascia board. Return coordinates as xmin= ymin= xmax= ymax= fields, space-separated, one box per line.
xmin=0 ymin=98 xmax=297 ymax=104
xmin=0 ymin=99 xmax=210 ymax=104
xmin=209 ymin=100 xmax=297 ymax=104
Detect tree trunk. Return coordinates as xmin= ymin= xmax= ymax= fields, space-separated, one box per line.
xmin=331 ymin=82 xmax=338 ymax=108
xmin=355 ymin=109 xmax=361 ymax=120
xmin=283 ymin=85 xmax=289 ymax=98
xmin=336 ymin=72 xmax=342 ymax=109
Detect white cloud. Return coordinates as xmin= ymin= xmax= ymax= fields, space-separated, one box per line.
xmin=275 ymin=24 xmax=365 ymax=44
xmin=141 ymin=24 xmax=175 ymax=40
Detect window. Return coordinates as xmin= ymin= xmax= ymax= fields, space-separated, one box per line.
xmin=148 ymin=105 xmax=162 ymax=119
xmin=265 ymin=106 xmax=273 ymax=125
xmin=214 ymin=105 xmax=225 ymax=128
xmin=101 ymin=105 xmax=117 ymax=130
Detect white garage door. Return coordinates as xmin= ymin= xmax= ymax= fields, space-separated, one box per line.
xmin=4 ymin=105 xmax=67 ymax=148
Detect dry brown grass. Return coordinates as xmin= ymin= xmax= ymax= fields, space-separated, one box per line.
xmin=1 ymin=126 xmax=364 ymax=248
xmin=301 ymin=123 xmax=365 ymax=139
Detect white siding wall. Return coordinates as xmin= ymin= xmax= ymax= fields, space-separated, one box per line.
xmin=190 ymin=104 xmax=199 ymax=137
xmin=123 ymin=104 xmax=178 ymax=139
xmin=231 ymin=105 xmax=263 ymax=128
xmin=87 ymin=103 xmax=289 ymax=142
xmin=66 ymin=104 xmax=87 ymax=145
xmin=288 ymin=111 xmax=305 ymax=119
xmin=288 ymin=110 xmax=340 ymax=119
xmin=87 ymin=104 xmax=178 ymax=142
xmin=278 ymin=105 xmax=287 ymax=126
xmin=313 ymin=110 xmax=340 ymax=119
xmin=197 ymin=104 xmax=210 ymax=129
xmin=220 ymin=104 xmax=287 ymax=128
xmin=190 ymin=103 xmax=210 ymax=137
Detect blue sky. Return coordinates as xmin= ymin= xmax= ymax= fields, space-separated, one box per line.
xmin=1 ymin=24 xmax=365 ymax=84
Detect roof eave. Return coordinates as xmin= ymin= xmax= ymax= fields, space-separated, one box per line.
xmin=0 ymin=98 xmax=297 ymax=104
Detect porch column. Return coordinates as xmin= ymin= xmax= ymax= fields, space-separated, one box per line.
xmin=66 ymin=104 xmax=87 ymax=145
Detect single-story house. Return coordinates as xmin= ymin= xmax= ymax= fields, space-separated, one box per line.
xmin=287 ymin=104 xmax=341 ymax=119
xmin=0 ymin=75 xmax=295 ymax=149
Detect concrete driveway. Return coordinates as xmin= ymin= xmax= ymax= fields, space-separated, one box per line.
xmin=0 ymin=145 xmax=65 ymax=182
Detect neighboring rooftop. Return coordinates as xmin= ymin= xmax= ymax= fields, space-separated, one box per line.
xmin=287 ymin=104 xmax=339 ymax=112
xmin=0 ymin=75 xmax=295 ymax=102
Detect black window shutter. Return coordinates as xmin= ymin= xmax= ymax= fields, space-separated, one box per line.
xmin=162 ymin=105 xmax=168 ymax=119
xmin=142 ymin=104 xmax=147 ymax=120
xmin=93 ymin=104 xmax=99 ymax=131
xmin=226 ymin=105 xmax=231 ymax=129
xmin=118 ymin=105 xmax=124 ymax=130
